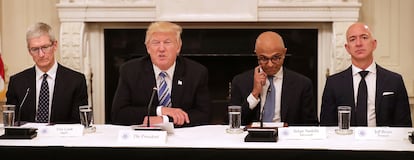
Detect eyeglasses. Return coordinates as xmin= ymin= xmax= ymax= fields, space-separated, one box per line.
xmin=257 ymin=55 xmax=284 ymax=64
xmin=29 ymin=42 xmax=54 ymax=54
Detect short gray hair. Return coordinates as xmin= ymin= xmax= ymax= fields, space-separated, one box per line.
xmin=26 ymin=22 xmax=56 ymax=46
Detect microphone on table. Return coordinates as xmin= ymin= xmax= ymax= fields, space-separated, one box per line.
xmin=259 ymin=85 xmax=272 ymax=128
xmin=0 ymin=88 xmax=37 ymax=139
xmin=146 ymin=87 xmax=158 ymax=127
xmin=244 ymin=85 xmax=278 ymax=142
xmin=17 ymin=88 xmax=30 ymax=126
xmin=132 ymin=87 xmax=162 ymax=131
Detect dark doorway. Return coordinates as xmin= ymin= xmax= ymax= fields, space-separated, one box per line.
xmin=104 ymin=28 xmax=317 ymax=124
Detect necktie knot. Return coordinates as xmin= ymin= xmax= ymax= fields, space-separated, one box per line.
xmin=359 ymin=71 xmax=369 ymax=78
xmin=43 ymin=73 xmax=48 ymax=80
xmin=159 ymin=72 xmax=167 ymax=78
xmin=267 ymin=76 xmax=274 ymax=85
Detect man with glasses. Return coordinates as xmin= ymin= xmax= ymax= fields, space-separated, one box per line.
xmin=230 ymin=31 xmax=318 ymax=126
xmin=6 ymin=22 xmax=88 ymax=124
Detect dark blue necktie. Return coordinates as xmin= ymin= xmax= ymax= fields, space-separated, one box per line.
xmin=158 ymin=72 xmax=171 ymax=107
xmin=263 ymin=76 xmax=275 ymax=122
xmin=36 ymin=73 xmax=49 ymax=123
xmin=356 ymin=71 xmax=368 ymax=126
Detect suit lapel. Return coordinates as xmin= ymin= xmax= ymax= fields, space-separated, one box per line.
xmin=142 ymin=58 xmax=158 ymax=106
xmin=51 ymin=64 xmax=64 ymax=120
xmin=27 ymin=67 xmax=37 ymax=121
xmin=343 ymin=67 xmax=355 ymax=107
xmin=375 ymin=65 xmax=386 ymax=114
xmin=280 ymin=68 xmax=291 ymax=121
xmin=171 ymin=56 xmax=185 ymax=107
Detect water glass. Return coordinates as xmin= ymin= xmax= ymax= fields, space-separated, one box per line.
xmin=335 ymin=106 xmax=353 ymax=135
xmin=2 ymin=105 xmax=16 ymax=127
xmin=79 ymin=105 xmax=96 ymax=133
xmin=226 ymin=105 xmax=243 ymax=134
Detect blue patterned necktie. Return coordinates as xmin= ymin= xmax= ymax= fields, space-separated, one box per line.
xmin=158 ymin=72 xmax=171 ymax=107
xmin=262 ymin=76 xmax=275 ymax=122
xmin=36 ymin=73 xmax=49 ymax=123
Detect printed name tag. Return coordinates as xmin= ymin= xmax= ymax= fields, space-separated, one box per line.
xmin=354 ymin=127 xmax=409 ymax=140
xmin=279 ymin=127 xmax=327 ymax=140
xmin=118 ymin=130 xmax=167 ymax=144
xmin=37 ymin=124 xmax=84 ymax=137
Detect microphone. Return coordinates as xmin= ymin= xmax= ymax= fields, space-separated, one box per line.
xmin=0 ymin=88 xmax=37 ymax=139
xmin=244 ymin=85 xmax=278 ymax=142
xmin=131 ymin=87 xmax=162 ymax=131
xmin=17 ymin=88 xmax=30 ymax=126
xmin=260 ymin=85 xmax=272 ymax=128
xmin=147 ymin=87 xmax=157 ymax=127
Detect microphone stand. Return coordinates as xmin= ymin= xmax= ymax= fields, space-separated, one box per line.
xmin=17 ymin=88 xmax=30 ymax=126
xmin=132 ymin=87 xmax=161 ymax=131
xmin=147 ymin=87 xmax=157 ymax=127
xmin=244 ymin=85 xmax=278 ymax=142
xmin=0 ymin=88 xmax=37 ymax=139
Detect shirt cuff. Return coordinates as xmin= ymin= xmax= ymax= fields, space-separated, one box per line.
xmin=156 ymin=106 xmax=170 ymax=123
xmin=156 ymin=106 xmax=163 ymax=116
xmin=247 ymin=93 xmax=260 ymax=110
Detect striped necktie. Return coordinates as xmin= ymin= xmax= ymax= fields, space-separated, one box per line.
xmin=158 ymin=72 xmax=171 ymax=107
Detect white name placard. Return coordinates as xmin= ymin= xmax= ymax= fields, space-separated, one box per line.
xmin=279 ymin=127 xmax=327 ymax=140
xmin=37 ymin=124 xmax=84 ymax=137
xmin=354 ymin=127 xmax=409 ymax=140
xmin=118 ymin=130 xmax=167 ymax=144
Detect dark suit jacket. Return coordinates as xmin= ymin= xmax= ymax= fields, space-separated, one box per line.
xmin=6 ymin=64 xmax=88 ymax=124
xmin=111 ymin=56 xmax=210 ymax=127
xmin=230 ymin=67 xmax=318 ymax=126
xmin=320 ymin=64 xmax=412 ymax=127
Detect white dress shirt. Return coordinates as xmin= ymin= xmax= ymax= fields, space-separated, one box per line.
xmin=247 ymin=68 xmax=283 ymax=122
xmin=35 ymin=61 xmax=58 ymax=122
xmin=153 ymin=63 xmax=176 ymax=123
xmin=352 ymin=62 xmax=377 ymax=127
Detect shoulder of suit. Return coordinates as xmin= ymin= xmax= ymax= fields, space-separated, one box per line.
xmin=9 ymin=66 xmax=35 ymax=79
xmin=178 ymin=56 xmax=207 ymax=71
xmin=284 ymin=68 xmax=311 ymax=82
xmin=232 ymin=69 xmax=254 ymax=82
xmin=326 ymin=66 xmax=351 ymax=80
xmin=57 ymin=63 xmax=85 ymax=77
xmin=376 ymin=65 xmax=403 ymax=79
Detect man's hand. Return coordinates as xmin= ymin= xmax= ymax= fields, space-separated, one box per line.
xmin=161 ymin=107 xmax=190 ymax=126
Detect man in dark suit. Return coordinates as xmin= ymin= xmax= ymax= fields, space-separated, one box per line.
xmin=230 ymin=31 xmax=318 ymax=126
xmin=320 ymin=22 xmax=412 ymax=127
xmin=6 ymin=22 xmax=88 ymax=124
xmin=111 ymin=21 xmax=210 ymax=127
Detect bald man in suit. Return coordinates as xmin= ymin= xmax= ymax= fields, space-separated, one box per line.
xmin=320 ymin=22 xmax=412 ymax=127
xmin=230 ymin=31 xmax=318 ymax=126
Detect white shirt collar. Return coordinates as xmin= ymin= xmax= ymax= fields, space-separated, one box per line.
xmin=352 ymin=62 xmax=377 ymax=76
xmin=35 ymin=61 xmax=58 ymax=80
xmin=272 ymin=67 xmax=284 ymax=79
xmin=153 ymin=62 xmax=176 ymax=79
